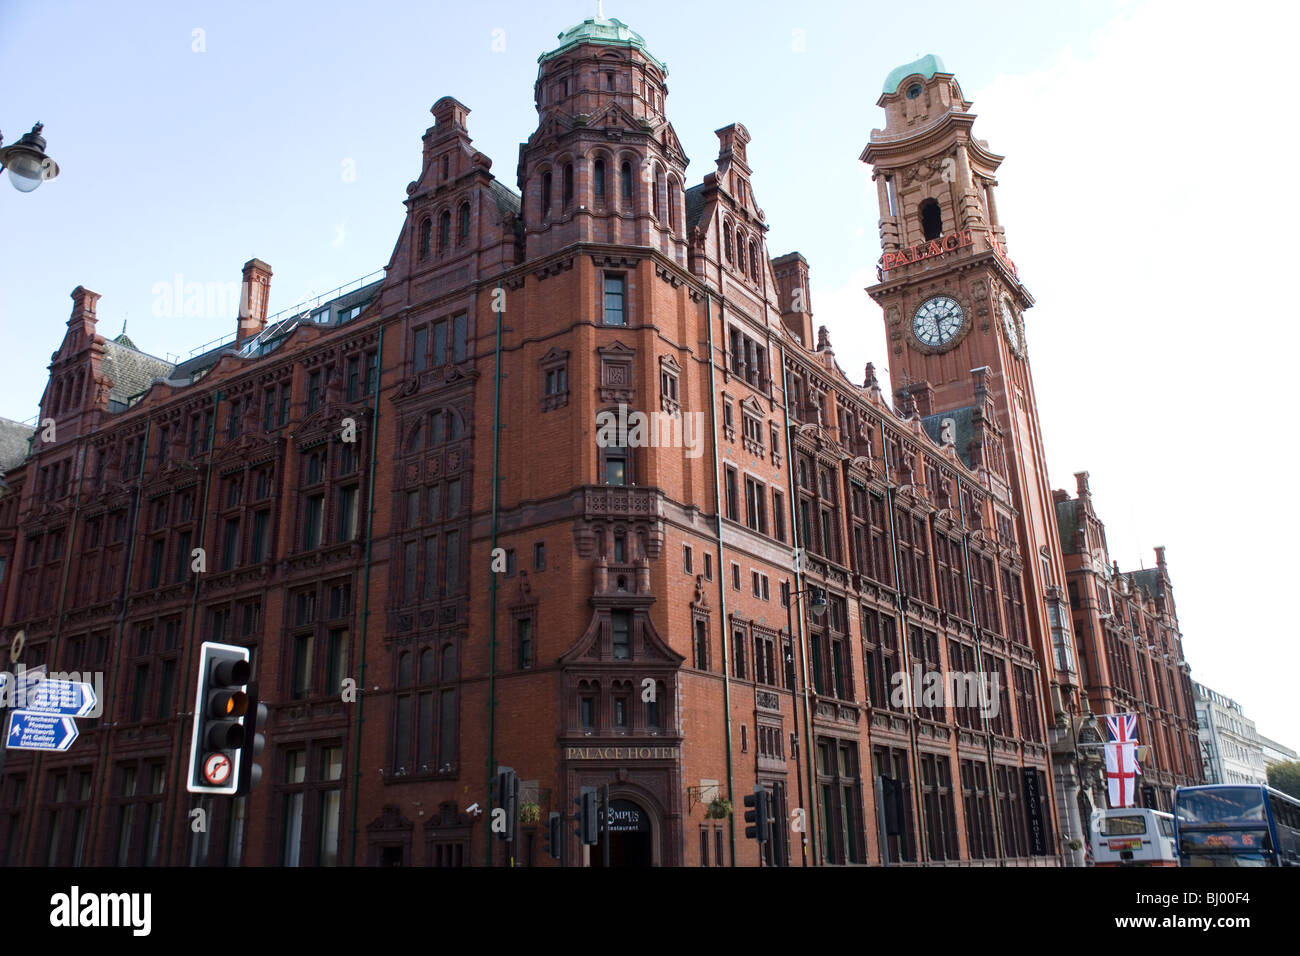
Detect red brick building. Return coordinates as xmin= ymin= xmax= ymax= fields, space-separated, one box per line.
xmin=1053 ymin=473 xmax=1203 ymax=813
xmin=0 ymin=19 xmax=1186 ymax=867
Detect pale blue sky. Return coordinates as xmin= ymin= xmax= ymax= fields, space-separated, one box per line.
xmin=3 ymin=0 xmax=1297 ymax=750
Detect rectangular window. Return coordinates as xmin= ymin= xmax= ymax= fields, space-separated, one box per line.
xmin=404 ymin=541 xmax=418 ymax=601
xmin=445 ymin=531 xmax=460 ymax=592
xmin=291 ymin=636 xmax=313 ymax=700
xmin=731 ymin=562 xmax=741 ymax=591
xmin=518 ymin=618 xmax=532 ymax=669
xmin=773 ymin=490 xmax=785 ymax=542
xmin=414 ymin=327 xmax=428 ymax=373
xmin=724 ymin=466 xmax=739 ymax=521
xmin=683 ymin=545 xmax=693 ymax=574
xmin=221 ymin=518 xmax=239 ymax=571
xmin=338 ymin=486 xmax=358 ymax=542
xmin=308 ymin=371 xmax=322 ymax=413
xmin=305 ymin=495 xmax=324 ymax=550
xmin=432 ymin=321 xmax=447 ymax=367
xmin=603 ymin=275 xmax=626 ymax=325
xmin=423 ymin=535 xmax=439 ymax=601
xmin=611 ymin=611 xmax=631 ymax=660
xmin=534 ymin=541 xmax=546 ymax=571
xmin=453 ymin=313 xmax=468 ymax=362
xmin=703 ymin=553 xmax=712 ymax=581
xmin=325 ymin=629 xmax=348 ymax=696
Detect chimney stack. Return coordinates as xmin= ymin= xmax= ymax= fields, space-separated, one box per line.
xmin=772 ymin=252 xmax=813 ymax=348
xmin=238 ymin=258 xmax=272 ymax=347
xmin=68 ymin=286 xmax=101 ymax=337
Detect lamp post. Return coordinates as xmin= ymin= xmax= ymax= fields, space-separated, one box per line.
xmin=0 ymin=123 xmax=60 ymax=192
xmin=786 ymin=582 xmax=826 ymax=867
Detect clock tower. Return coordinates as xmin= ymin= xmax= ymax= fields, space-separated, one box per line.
xmin=864 ymin=55 xmax=1085 ymax=849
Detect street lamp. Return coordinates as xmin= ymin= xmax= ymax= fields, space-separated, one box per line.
xmin=785 ymin=582 xmax=827 ymax=866
xmin=0 ymin=123 xmax=60 ymax=192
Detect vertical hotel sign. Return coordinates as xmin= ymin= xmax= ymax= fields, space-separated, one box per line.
xmin=1021 ymin=768 xmax=1048 ymax=856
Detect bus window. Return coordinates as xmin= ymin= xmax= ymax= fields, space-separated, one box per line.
xmin=1159 ymin=816 xmax=1175 ymax=838
xmin=1101 ymin=815 xmax=1147 ymax=836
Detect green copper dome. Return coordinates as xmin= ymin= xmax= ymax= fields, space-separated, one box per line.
xmin=540 ymin=17 xmax=667 ymax=73
xmin=882 ymin=54 xmax=947 ymax=95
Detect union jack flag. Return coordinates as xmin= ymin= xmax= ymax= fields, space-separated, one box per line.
xmin=1105 ymin=712 xmax=1138 ymax=744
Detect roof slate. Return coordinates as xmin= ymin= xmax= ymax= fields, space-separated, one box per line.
xmin=920 ymin=405 xmax=976 ymax=469
xmin=0 ymin=416 xmax=34 ymax=475
xmin=101 ymin=339 xmax=175 ymax=407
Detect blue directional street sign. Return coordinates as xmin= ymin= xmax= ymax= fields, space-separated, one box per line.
xmin=0 ymin=665 xmax=46 ymax=703
xmin=21 ymin=679 xmax=97 ymax=717
xmin=6 ymin=710 xmax=78 ymax=752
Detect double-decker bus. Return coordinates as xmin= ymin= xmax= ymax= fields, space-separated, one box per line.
xmin=1174 ymin=784 xmax=1300 ymax=867
xmin=1090 ymin=808 xmax=1178 ymax=866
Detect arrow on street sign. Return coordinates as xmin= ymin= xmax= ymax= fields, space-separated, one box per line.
xmin=20 ymin=679 xmax=97 ymax=717
xmin=6 ymin=710 xmax=79 ymax=751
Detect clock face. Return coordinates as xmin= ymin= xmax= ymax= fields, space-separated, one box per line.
xmin=912 ymin=296 xmax=964 ymax=349
xmin=1001 ymin=298 xmax=1021 ymax=353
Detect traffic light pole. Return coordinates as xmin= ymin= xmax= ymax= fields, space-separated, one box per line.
xmin=602 ymin=783 xmax=610 ymax=868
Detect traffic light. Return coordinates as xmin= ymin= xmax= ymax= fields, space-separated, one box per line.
xmin=236 ymin=684 xmax=268 ymax=795
xmin=744 ymin=785 xmax=771 ymax=843
xmin=574 ymin=786 xmax=598 ymax=845
xmin=495 ymin=766 xmax=519 ymax=843
xmin=543 ymin=811 xmax=563 ymax=860
xmin=187 ymin=642 xmax=252 ymax=795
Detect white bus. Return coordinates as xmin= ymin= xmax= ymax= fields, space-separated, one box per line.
xmin=1090 ymin=807 xmax=1178 ymax=867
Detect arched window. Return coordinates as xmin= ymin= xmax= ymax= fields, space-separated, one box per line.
xmin=920 ymin=198 xmax=943 ymax=241
xmin=441 ymin=643 xmax=456 ymax=681
xmin=419 ymin=648 xmax=435 ymax=684
xmin=407 ymin=421 xmax=424 ymax=454
xmin=736 ymin=231 xmax=746 ymax=273
xmin=749 ymin=240 xmax=759 ymax=281
xmin=459 ymin=203 xmax=470 ymax=241
xmin=563 ymin=162 xmax=574 ymax=207
xmin=593 ymin=159 xmax=605 ymax=199
xmin=652 ymin=166 xmax=663 ymax=220
xmin=419 ymin=218 xmax=432 ymax=260
xmin=621 ymin=161 xmax=633 ymax=201
xmin=542 ymin=171 xmax=552 ymax=219
xmin=668 ymin=179 xmax=679 ymax=232
xmin=439 ymin=211 xmax=451 ymax=251
xmin=398 ymin=651 xmax=413 ymax=688
xmin=723 ymin=224 xmax=733 ymax=263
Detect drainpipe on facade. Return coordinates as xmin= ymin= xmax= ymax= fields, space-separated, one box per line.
xmin=955 ymin=473 xmax=1007 ymax=864
xmin=777 ymin=342 xmax=820 ymax=865
xmin=704 ymin=294 xmax=737 ymax=865
xmin=163 ymin=392 xmax=223 ymax=863
xmin=485 ymin=282 xmax=503 ymax=866
xmin=879 ymin=424 xmax=929 ymax=864
xmin=75 ymin=413 xmax=156 ymax=866
xmin=348 ymin=323 xmax=384 ymax=865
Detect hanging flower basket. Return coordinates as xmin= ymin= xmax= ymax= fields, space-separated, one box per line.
xmin=706 ymin=797 xmax=732 ymax=819
xmin=519 ymin=802 xmax=542 ymax=825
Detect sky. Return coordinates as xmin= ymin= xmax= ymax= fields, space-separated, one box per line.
xmin=1 ymin=0 xmax=1297 ymax=750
